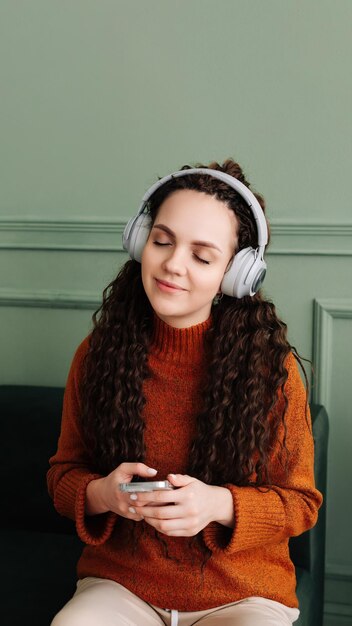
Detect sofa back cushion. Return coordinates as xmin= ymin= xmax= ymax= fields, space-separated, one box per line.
xmin=0 ymin=385 xmax=75 ymax=534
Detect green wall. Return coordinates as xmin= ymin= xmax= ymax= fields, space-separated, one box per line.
xmin=1 ymin=0 xmax=351 ymax=221
xmin=1 ymin=2 xmax=351 ymax=623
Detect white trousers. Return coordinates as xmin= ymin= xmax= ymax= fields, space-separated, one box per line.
xmin=51 ymin=577 xmax=300 ymax=626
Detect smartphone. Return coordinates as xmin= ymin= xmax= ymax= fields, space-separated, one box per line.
xmin=119 ymin=480 xmax=173 ymax=493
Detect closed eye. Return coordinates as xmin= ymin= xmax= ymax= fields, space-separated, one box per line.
xmin=194 ymin=254 xmax=210 ymax=265
xmin=153 ymin=241 xmax=210 ymax=264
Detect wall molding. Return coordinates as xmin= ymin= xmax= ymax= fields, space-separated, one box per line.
xmin=313 ymin=299 xmax=352 ymax=620
xmin=326 ymin=564 xmax=352 ymax=579
xmin=0 ymin=288 xmax=100 ymax=310
xmin=271 ymin=221 xmax=352 ymax=256
xmin=0 ymin=218 xmax=124 ymax=251
xmin=324 ymin=568 xmax=352 ymax=620
xmin=312 ymin=298 xmax=352 ymax=410
xmin=0 ymin=218 xmax=352 ymax=255
xmin=324 ymin=602 xmax=352 ymax=619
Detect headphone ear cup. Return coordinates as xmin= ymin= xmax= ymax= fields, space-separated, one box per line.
xmin=123 ymin=213 xmax=152 ymax=262
xmin=221 ymin=248 xmax=267 ymax=298
xmin=221 ymin=248 xmax=252 ymax=297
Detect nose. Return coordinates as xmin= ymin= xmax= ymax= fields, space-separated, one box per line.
xmin=162 ymin=246 xmax=187 ymax=275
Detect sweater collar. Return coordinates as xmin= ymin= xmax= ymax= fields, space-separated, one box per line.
xmin=150 ymin=314 xmax=212 ymax=364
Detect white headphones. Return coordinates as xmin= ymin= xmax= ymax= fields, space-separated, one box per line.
xmin=122 ymin=168 xmax=268 ymax=298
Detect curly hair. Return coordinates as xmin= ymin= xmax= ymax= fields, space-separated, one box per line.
xmin=80 ymin=158 xmax=308 ymax=490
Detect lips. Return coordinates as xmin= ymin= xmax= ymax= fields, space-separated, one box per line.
xmin=155 ymin=278 xmax=186 ymax=292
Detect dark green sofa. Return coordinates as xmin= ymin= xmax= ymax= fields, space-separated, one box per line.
xmin=0 ymin=386 xmax=328 ymax=626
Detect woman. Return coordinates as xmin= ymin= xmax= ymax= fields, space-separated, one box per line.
xmin=48 ymin=159 xmax=322 ymax=625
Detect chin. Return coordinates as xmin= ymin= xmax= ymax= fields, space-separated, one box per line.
xmin=152 ymin=303 xmax=184 ymax=319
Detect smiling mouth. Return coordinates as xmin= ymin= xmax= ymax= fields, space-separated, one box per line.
xmin=155 ymin=278 xmax=186 ymax=292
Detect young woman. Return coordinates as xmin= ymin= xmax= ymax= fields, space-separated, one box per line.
xmin=48 ymin=159 xmax=322 ymax=626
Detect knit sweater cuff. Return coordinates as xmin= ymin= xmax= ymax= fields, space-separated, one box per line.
xmin=203 ymin=484 xmax=286 ymax=554
xmin=55 ymin=470 xmax=117 ymax=545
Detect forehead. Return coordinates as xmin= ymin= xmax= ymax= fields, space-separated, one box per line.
xmin=154 ymin=189 xmax=238 ymax=244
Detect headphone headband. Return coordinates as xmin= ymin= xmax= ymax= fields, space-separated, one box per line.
xmin=124 ymin=168 xmax=268 ymax=249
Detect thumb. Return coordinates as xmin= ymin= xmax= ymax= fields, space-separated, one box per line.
xmin=118 ymin=462 xmax=158 ymax=482
xmin=167 ymin=473 xmax=194 ymax=488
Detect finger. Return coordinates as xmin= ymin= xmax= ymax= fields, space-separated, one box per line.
xmin=167 ymin=473 xmax=194 ymax=488
xmin=143 ymin=516 xmax=191 ymax=535
xmin=127 ymin=506 xmax=144 ymax=521
xmin=135 ymin=504 xmax=182 ymax=520
xmin=133 ymin=490 xmax=178 ymax=506
xmin=119 ymin=462 xmax=158 ymax=480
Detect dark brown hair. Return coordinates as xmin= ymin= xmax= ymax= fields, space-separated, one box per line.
xmin=80 ymin=159 xmax=308 ymax=489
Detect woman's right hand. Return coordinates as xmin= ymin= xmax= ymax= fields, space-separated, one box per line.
xmin=85 ymin=462 xmax=158 ymax=520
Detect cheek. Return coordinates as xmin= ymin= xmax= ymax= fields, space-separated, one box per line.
xmin=195 ymin=268 xmax=225 ymax=294
xmin=141 ymin=243 xmax=154 ymax=272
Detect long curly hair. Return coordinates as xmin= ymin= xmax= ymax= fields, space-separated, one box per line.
xmin=80 ymin=158 xmax=308 ymax=489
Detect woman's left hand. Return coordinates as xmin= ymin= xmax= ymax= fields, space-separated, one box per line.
xmin=131 ymin=473 xmax=235 ymax=537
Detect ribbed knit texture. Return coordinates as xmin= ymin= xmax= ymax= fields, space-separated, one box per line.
xmin=47 ymin=315 xmax=322 ymax=611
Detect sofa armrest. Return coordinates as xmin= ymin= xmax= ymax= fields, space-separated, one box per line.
xmin=289 ymin=403 xmax=329 ymax=626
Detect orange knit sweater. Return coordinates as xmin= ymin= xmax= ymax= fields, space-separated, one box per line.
xmin=47 ymin=316 xmax=322 ymax=611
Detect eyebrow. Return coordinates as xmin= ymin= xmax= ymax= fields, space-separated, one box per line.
xmin=152 ymin=224 xmax=223 ymax=253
